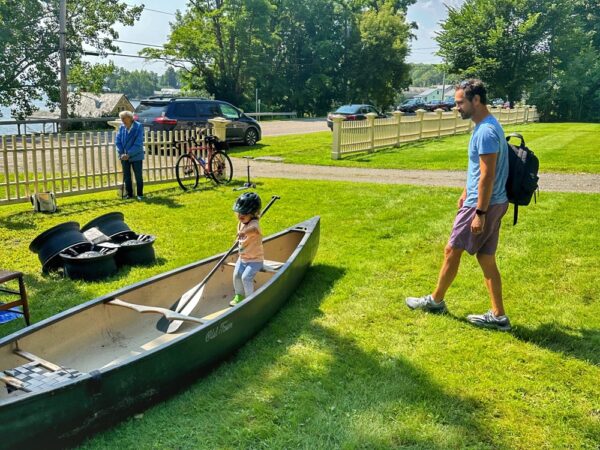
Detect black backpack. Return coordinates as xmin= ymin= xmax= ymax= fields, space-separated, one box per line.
xmin=505 ymin=133 xmax=539 ymax=225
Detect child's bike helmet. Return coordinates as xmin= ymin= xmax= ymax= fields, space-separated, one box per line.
xmin=233 ymin=192 xmax=261 ymax=215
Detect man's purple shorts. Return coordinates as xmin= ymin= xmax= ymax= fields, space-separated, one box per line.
xmin=448 ymin=202 xmax=509 ymax=255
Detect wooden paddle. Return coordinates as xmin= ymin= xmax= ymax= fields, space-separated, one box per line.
xmin=157 ymin=195 xmax=280 ymax=333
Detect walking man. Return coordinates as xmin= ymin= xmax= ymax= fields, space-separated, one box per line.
xmin=116 ymin=110 xmax=145 ymax=200
xmin=406 ymin=79 xmax=511 ymax=330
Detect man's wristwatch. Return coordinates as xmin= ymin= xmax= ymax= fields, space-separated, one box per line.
xmin=475 ymin=209 xmax=487 ymax=216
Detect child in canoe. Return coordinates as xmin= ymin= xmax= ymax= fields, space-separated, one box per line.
xmin=230 ymin=192 xmax=264 ymax=306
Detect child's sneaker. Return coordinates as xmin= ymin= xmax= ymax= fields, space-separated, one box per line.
xmin=229 ymin=294 xmax=245 ymax=306
xmin=466 ymin=310 xmax=512 ymax=331
xmin=405 ymin=294 xmax=448 ymax=314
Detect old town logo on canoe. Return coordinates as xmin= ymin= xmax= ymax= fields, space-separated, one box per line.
xmin=205 ymin=320 xmax=233 ymax=342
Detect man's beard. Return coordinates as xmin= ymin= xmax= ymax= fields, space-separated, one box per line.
xmin=459 ymin=110 xmax=472 ymax=120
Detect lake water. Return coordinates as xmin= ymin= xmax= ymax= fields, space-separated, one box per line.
xmin=0 ymin=99 xmax=141 ymax=136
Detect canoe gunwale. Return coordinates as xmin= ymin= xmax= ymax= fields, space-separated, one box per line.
xmin=0 ymin=217 xmax=320 ymax=407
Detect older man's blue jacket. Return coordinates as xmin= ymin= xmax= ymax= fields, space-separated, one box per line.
xmin=115 ymin=121 xmax=145 ymax=161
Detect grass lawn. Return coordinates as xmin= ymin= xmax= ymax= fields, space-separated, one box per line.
xmin=229 ymin=122 xmax=600 ymax=174
xmin=0 ymin=179 xmax=598 ymax=449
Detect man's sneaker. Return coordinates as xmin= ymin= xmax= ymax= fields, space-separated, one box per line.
xmin=467 ymin=310 xmax=512 ymax=331
xmin=405 ymin=294 xmax=448 ymax=314
xmin=136 ymin=195 xmax=144 ymax=201
xmin=229 ymin=294 xmax=245 ymax=306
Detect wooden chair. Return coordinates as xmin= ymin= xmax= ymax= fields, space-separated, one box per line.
xmin=0 ymin=270 xmax=30 ymax=326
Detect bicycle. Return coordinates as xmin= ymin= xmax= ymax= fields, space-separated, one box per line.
xmin=175 ymin=131 xmax=233 ymax=190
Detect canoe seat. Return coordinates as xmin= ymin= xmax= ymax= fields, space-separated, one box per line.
xmin=1 ymin=350 xmax=84 ymax=394
xmin=224 ymin=260 xmax=284 ymax=273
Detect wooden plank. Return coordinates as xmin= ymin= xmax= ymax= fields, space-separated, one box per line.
xmin=49 ymin=134 xmax=57 ymax=193
xmin=104 ymin=132 xmax=111 ymax=186
xmin=40 ymin=134 xmax=48 ymax=192
xmin=90 ymin=132 xmax=96 ymax=189
xmin=108 ymin=298 xmax=206 ymax=325
xmin=150 ymin=130 xmax=157 ymax=182
xmin=21 ymin=135 xmax=31 ymax=196
xmin=66 ymin=134 xmax=73 ymax=192
xmin=31 ymin=135 xmax=40 ymax=193
xmin=81 ymin=132 xmax=88 ymax=189
xmin=14 ymin=350 xmax=62 ymax=372
xmin=2 ymin=136 xmax=10 ymax=201
xmin=201 ymin=307 xmax=231 ymax=321
xmin=11 ymin=136 xmax=20 ymax=199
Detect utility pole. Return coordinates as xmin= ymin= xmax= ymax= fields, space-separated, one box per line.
xmin=440 ymin=72 xmax=446 ymax=101
xmin=59 ymin=0 xmax=68 ymax=130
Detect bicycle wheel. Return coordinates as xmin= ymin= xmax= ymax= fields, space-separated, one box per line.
xmin=209 ymin=150 xmax=233 ymax=184
xmin=175 ymin=154 xmax=199 ymax=190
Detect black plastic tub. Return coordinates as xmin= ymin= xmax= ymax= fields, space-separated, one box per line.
xmin=81 ymin=212 xmax=131 ymax=239
xmin=110 ymin=234 xmax=156 ymax=266
xmin=29 ymin=222 xmax=89 ymax=273
xmin=59 ymin=246 xmax=119 ymax=281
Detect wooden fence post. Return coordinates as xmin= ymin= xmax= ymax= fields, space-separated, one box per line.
xmin=392 ymin=111 xmax=403 ymax=146
xmin=1 ymin=136 xmax=10 ymax=201
xmin=366 ymin=112 xmax=377 ymax=153
xmin=416 ymin=109 xmax=426 ymax=139
xmin=331 ymin=116 xmax=344 ymax=160
xmin=435 ymin=109 xmax=444 ymax=137
xmin=452 ymin=108 xmax=459 ymax=135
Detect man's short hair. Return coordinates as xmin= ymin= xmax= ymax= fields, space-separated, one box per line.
xmin=456 ymin=79 xmax=487 ymax=105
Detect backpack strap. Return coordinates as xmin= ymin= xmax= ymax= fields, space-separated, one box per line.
xmin=506 ymin=132 xmax=525 ymax=147
xmin=513 ymin=204 xmax=519 ymax=225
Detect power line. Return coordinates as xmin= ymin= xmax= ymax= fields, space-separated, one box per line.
xmin=114 ymin=39 xmax=164 ymax=49
xmin=144 ymin=7 xmax=176 ymax=16
xmin=83 ymin=50 xmax=190 ymax=64
xmin=124 ymin=2 xmax=176 ymax=16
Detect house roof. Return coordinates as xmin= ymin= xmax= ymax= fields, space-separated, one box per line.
xmin=70 ymin=92 xmax=133 ymax=118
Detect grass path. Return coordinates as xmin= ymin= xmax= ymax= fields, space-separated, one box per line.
xmin=0 ymin=180 xmax=598 ymax=448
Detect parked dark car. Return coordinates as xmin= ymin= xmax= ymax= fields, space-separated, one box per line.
xmin=326 ymin=104 xmax=388 ymax=130
xmin=396 ymin=98 xmax=428 ymax=113
xmin=134 ymin=97 xmax=261 ymax=146
xmin=442 ymin=96 xmax=456 ymax=110
xmin=425 ymin=99 xmax=451 ymax=112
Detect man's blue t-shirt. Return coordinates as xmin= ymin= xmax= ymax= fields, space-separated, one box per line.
xmin=464 ymin=114 xmax=508 ymax=207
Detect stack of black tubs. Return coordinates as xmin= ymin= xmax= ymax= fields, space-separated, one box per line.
xmin=81 ymin=212 xmax=156 ymax=268
xmin=29 ymin=212 xmax=156 ymax=281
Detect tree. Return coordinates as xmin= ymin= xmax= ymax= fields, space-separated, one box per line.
xmin=0 ymin=0 xmax=142 ymax=118
xmin=436 ymin=0 xmax=544 ymax=102
xmin=160 ymin=67 xmax=180 ymax=88
xmin=144 ymin=0 xmax=274 ymax=107
xmin=146 ymin=0 xmax=414 ymax=115
xmin=68 ymin=61 xmax=115 ymax=94
xmin=348 ymin=1 xmax=412 ymax=108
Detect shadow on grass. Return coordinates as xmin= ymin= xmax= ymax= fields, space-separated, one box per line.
xmin=99 ymin=263 xmax=507 ymax=449
xmin=511 ymin=322 xmax=600 ymax=366
xmin=444 ymin=313 xmax=599 ymax=366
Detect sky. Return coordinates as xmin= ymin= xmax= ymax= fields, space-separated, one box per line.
xmin=84 ymin=0 xmax=465 ymax=73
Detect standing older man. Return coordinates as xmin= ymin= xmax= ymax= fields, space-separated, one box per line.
xmin=115 ymin=110 xmax=145 ymax=200
xmin=406 ymin=79 xmax=511 ymax=331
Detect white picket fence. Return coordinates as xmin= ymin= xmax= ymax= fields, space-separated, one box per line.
xmin=331 ymin=105 xmax=540 ymax=159
xmin=0 ymin=129 xmax=211 ymax=205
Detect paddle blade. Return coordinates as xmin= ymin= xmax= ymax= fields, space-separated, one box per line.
xmin=166 ymin=284 xmax=206 ymax=333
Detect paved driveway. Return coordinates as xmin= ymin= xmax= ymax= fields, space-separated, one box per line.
xmin=259 ymin=119 xmax=328 ymax=137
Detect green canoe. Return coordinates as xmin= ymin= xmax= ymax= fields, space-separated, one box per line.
xmin=0 ymin=217 xmax=320 ymax=448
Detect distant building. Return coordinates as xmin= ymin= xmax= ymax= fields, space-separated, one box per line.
xmin=415 ymin=85 xmax=455 ymax=103
xmin=27 ymin=92 xmax=134 ymax=120
xmin=70 ymin=92 xmax=134 ymax=118
xmin=153 ymin=88 xmax=182 ymax=96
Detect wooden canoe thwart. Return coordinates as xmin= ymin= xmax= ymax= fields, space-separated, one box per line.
xmin=0 ymin=217 xmax=320 ymax=449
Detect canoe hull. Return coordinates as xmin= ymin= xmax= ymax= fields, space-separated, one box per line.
xmin=0 ymin=217 xmax=320 ymax=449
